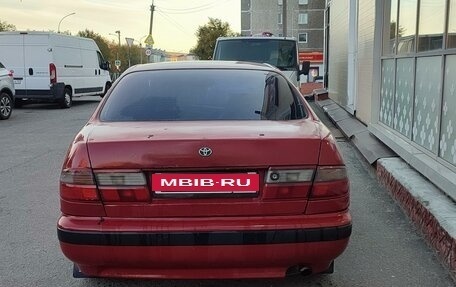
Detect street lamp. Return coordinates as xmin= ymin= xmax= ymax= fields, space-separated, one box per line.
xmin=109 ymin=31 xmax=121 ymax=67
xmin=125 ymin=37 xmax=134 ymax=67
xmin=58 ymin=12 xmax=75 ymax=33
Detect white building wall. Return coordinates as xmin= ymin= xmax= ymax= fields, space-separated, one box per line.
xmin=355 ymin=0 xmax=375 ymax=124
xmin=327 ymin=0 xmax=349 ymax=107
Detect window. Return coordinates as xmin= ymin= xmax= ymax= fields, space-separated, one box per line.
xmin=383 ymin=0 xmax=398 ymax=55
xmin=213 ymin=39 xmax=298 ymax=70
xmin=298 ymin=13 xmax=308 ymax=25
xmin=278 ymin=13 xmax=282 ymax=24
xmin=298 ymin=33 xmax=308 ymax=43
xmin=417 ymin=0 xmax=445 ymax=52
xmin=299 ymin=0 xmax=308 ymax=5
xmin=278 ymin=0 xmax=282 ymax=5
xmin=397 ymin=0 xmax=418 ymax=54
xmin=100 ymin=69 xmax=306 ymax=121
xmin=448 ymin=0 xmax=456 ymax=48
xmin=241 ymin=0 xmax=251 ymax=11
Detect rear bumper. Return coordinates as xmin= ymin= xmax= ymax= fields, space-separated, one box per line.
xmin=58 ymin=212 xmax=351 ymax=279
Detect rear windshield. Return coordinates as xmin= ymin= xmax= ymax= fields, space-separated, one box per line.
xmin=213 ymin=39 xmax=298 ymax=71
xmin=100 ymin=69 xmax=306 ymax=122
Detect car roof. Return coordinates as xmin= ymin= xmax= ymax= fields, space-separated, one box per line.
xmin=126 ymin=61 xmax=278 ymax=73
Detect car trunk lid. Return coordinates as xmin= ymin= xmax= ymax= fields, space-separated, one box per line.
xmin=87 ymin=120 xmax=322 ymax=217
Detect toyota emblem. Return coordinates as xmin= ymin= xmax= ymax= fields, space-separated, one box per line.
xmin=199 ymin=147 xmax=212 ymax=157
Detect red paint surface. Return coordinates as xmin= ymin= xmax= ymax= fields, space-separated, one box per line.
xmin=59 ymin=213 xmax=350 ymax=278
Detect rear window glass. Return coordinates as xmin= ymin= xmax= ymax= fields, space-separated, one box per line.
xmin=100 ymin=69 xmax=306 ymax=121
xmin=0 ymin=62 xmax=5 ymax=69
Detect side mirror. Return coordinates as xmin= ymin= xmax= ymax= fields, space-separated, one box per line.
xmin=101 ymin=61 xmax=111 ymax=70
xmin=300 ymin=61 xmax=311 ymax=76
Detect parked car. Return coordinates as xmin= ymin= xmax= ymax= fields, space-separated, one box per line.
xmin=57 ymin=61 xmax=351 ymax=279
xmin=0 ymin=31 xmax=111 ymax=108
xmin=0 ymin=61 xmax=15 ymax=120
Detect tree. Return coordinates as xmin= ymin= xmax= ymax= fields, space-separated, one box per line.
xmin=191 ymin=18 xmax=237 ymax=60
xmin=0 ymin=19 xmax=16 ymax=32
xmin=77 ymin=29 xmax=111 ymax=63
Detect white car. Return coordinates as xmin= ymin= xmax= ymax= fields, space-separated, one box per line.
xmin=0 ymin=61 xmax=15 ymax=120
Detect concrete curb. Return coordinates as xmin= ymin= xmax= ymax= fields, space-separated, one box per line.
xmin=377 ymin=158 xmax=456 ymax=280
xmin=312 ymin=97 xmax=456 ymax=281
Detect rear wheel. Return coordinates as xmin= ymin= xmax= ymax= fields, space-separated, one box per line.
xmin=101 ymin=82 xmax=112 ymax=98
xmin=321 ymin=261 xmax=334 ymax=274
xmin=60 ymin=88 xmax=72 ymax=109
xmin=0 ymin=92 xmax=13 ymax=120
xmin=14 ymin=98 xmax=26 ymax=108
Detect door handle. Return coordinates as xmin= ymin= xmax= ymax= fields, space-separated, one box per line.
xmin=29 ymin=68 xmax=33 ymax=75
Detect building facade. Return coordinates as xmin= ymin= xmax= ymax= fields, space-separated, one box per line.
xmin=325 ymin=0 xmax=456 ymax=201
xmin=241 ymin=0 xmax=326 ymax=80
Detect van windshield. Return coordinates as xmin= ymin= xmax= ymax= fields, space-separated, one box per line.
xmin=214 ymin=39 xmax=298 ymax=71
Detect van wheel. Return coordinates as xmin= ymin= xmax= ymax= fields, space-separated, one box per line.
xmin=60 ymin=88 xmax=72 ymax=109
xmin=101 ymin=82 xmax=111 ymax=98
xmin=14 ymin=99 xmax=25 ymax=108
xmin=0 ymin=92 xmax=13 ymax=120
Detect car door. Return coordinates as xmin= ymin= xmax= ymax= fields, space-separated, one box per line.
xmin=23 ymin=34 xmax=52 ymax=95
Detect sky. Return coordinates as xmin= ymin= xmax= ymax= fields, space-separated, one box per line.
xmin=0 ymin=0 xmax=241 ymax=53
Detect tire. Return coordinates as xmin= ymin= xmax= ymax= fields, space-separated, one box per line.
xmin=59 ymin=88 xmax=72 ymax=109
xmin=101 ymin=82 xmax=112 ymax=98
xmin=14 ymin=99 xmax=25 ymax=108
xmin=321 ymin=261 xmax=334 ymax=274
xmin=0 ymin=92 xmax=13 ymax=120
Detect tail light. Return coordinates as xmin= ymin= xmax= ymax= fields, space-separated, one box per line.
xmin=306 ymin=166 xmax=349 ymax=215
xmin=60 ymin=136 xmax=105 ymax=216
xmin=60 ymin=169 xmax=99 ymax=201
xmin=263 ymin=168 xmax=314 ymax=199
xmin=60 ymin=134 xmax=151 ymax=216
xmin=263 ymin=166 xmax=349 ymax=214
xmin=95 ymin=172 xmax=150 ymax=202
xmin=49 ymin=63 xmax=57 ymax=84
xmin=8 ymin=70 xmax=13 ymax=77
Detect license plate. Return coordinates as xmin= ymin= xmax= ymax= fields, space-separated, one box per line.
xmin=14 ymin=80 xmax=21 ymax=84
xmin=152 ymin=173 xmax=259 ymax=193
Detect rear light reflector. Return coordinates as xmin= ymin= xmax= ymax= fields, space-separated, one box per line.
xmin=61 ymin=169 xmax=95 ymax=185
xmin=60 ymin=169 xmax=99 ymax=201
xmin=95 ymin=173 xmax=146 ymax=186
xmin=49 ymin=63 xmax=57 ymax=84
xmin=95 ymin=172 xmax=150 ymax=202
xmin=60 ymin=184 xmax=99 ymax=201
xmin=99 ymin=187 xmax=150 ymax=202
xmin=314 ymin=167 xmax=347 ymax=182
xmin=266 ymin=169 xmax=314 ymax=183
xmin=263 ymin=168 xmax=314 ymax=199
xmin=311 ymin=167 xmax=349 ymax=198
xmin=307 ymin=166 xmax=350 ymax=214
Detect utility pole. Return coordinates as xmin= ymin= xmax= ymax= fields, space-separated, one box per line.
xmin=148 ymin=0 xmax=155 ymax=63
xmin=282 ymin=0 xmax=287 ymax=37
xmin=115 ymin=30 xmax=120 ymax=77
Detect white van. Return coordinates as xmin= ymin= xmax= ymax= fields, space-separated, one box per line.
xmin=0 ymin=31 xmax=112 ymax=108
xmin=213 ymin=36 xmax=309 ymax=87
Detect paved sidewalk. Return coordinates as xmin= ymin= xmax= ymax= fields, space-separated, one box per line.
xmin=310 ymin=99 xmax=456 ymax=281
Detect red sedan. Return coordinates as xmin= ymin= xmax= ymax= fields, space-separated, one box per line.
xmin=58 ymin=61 xmax=351 ymax=279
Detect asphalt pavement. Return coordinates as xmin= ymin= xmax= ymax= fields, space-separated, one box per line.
xmin=0 ymin=98 xmax=454 ymax=286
